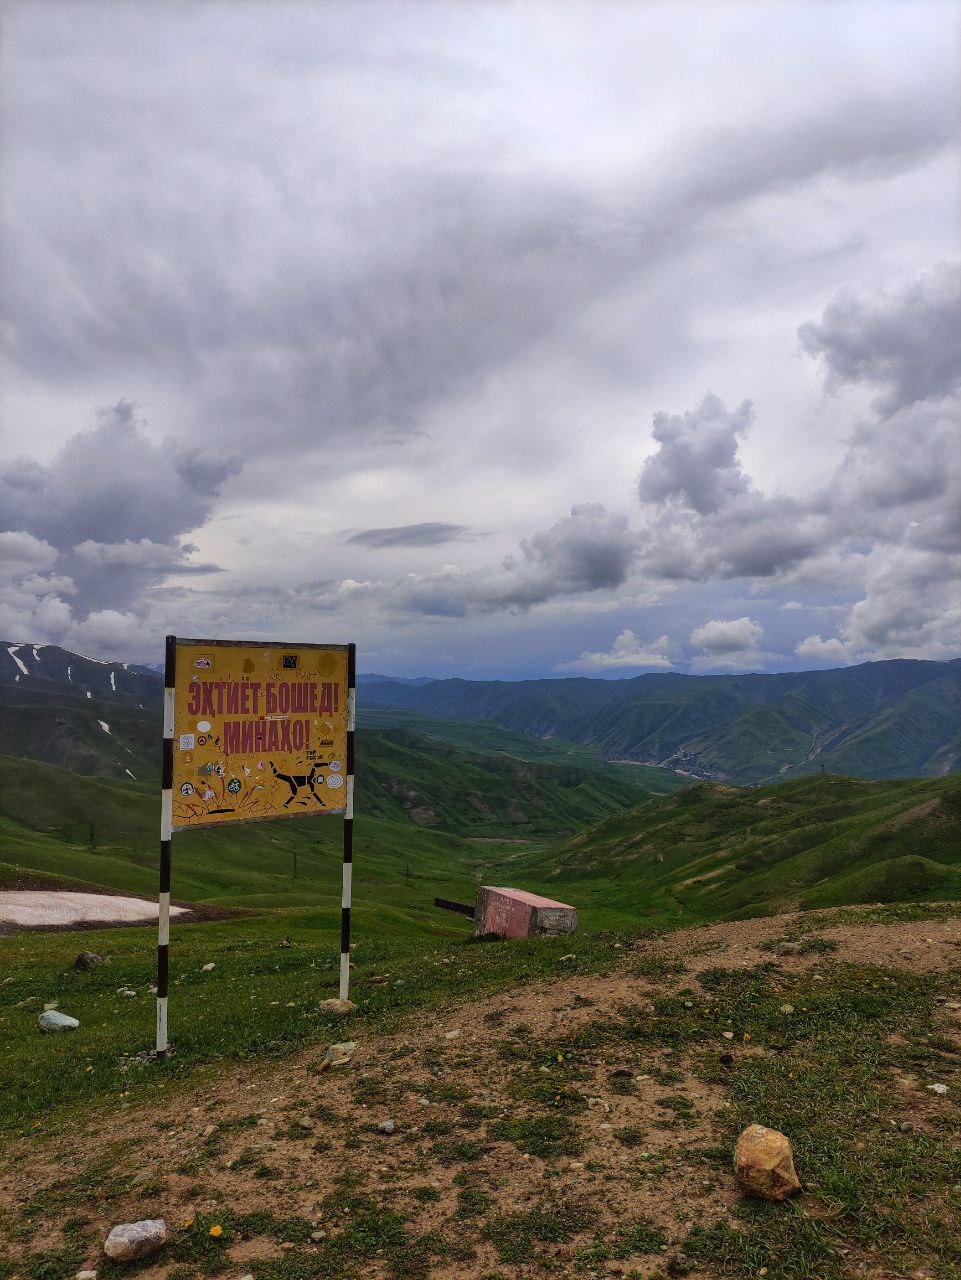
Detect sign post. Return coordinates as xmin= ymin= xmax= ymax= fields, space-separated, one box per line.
xmin=155 ymin=636 xmax=356 ymax=1056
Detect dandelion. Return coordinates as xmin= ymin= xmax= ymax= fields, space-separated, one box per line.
xmin=182 ymin=1219 xmax=194 ymax=1229
xmin=209 ymin=1224 xmax=223 ymax=1238
xmin=743 ymin=1033 xmax=751 ymax=1041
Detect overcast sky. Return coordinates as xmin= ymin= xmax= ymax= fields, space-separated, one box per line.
xmin=1 ymin=1 xmax=958 ymax=677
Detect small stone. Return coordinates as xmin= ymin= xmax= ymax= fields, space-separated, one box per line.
xmin=393 ymin=979 xmax=405 ymax=986
xmin=39 ymin=1010 xmax=79 ymax=1032
xmin=103 ymin=1219 xmax=168 ymax=1261
xmin=202 ymin=1124 xmax=217 ymax=1139
xmin=16 ymin=996 xmax=40 ymax=1007
xmin=722 ymin=1031 xmax=735 ymax=1040
xmin=734 ymin=1124 xmax=801 ymax=1200
xmin=780 ymin=1004 xmax=795 ymax=1014
xmin=76 ymin=1271 xmax=98 ymax=1280
xmin=318 ymin=1040 xmax=355 ymax=1070
xmin=310 ymin=1231 xmax=326 ymax=1242
xmin=318 ymin=998 xmax=356 ymax=1015
xmin=900 ymin=1121 xmax=914 ymax=1132
xmin=775 ymin=942 xmax=800 ymax=956
xmin=377 ymin=1119 xmax=396 ymax=1135
xmin=559 ymin=953 xmax=575 ymax=961
xmin=297 ymin=1117 xmax=313 ymax=1131
xmin=927 ymin=1083 xmax=949 ymax=1095
xmin=202 ymin=962 xmax=215 ymax=972
xmin=43 ymin=1000 xmax=59 ymax=1011
xmin=74 ymin=952 xmax=106 ymax=972
xmin=278 ymin=936 xmax=293 ymax=948
xmin=444 ymin=1029 xmax=462 ymax=1040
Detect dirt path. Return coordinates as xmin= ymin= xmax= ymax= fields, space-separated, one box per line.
xmin=3 ymin=908 xmax=959 ymax=1279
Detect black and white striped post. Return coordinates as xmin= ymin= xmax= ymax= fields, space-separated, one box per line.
xmin=339 ymin=643 xmax=356 ymax=1001
xmin=156 ymin=633 xmax=176 ymax=1055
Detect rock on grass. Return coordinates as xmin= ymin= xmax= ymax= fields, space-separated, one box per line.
xmin=103 ymin=1219 xmax=168 ymax=1261
xmin=734 ymin=1124 xmax=801 ymax=1200
xmin=38 ymin=1010 xmax=79 ymax=1032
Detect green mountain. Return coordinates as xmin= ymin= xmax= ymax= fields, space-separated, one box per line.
xmin=526 ymin=772 xmax=961 ymax=926
xmin=6 ymin=644 xmax=959 ymax=787
xmin=0 ymin=643 xmax=160 ymax=779
xmin=362 ymin=659 xmax=961 ymax=783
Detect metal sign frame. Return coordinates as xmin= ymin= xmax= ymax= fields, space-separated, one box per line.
xmin=156 ymin=634 xmax=356 ymax=1055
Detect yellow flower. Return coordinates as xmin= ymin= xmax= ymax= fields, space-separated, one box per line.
xmin=743 ymin=1033 xmax=751 ymax=1041
xmin=209 ymin=1224 xmax=223 ymax=1238
xmin=182 ymin=1219 xmax=194 ymax=1229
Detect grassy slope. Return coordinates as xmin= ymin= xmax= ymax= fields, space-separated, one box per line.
xmin=0 ymin=730 xmax=658 ymax=907
xmin=520 ymin=773 xmax=961 ymax=926
xmin=364 ymin=660 xmax=961 ymax=784
xmin=1 ymin=905 xmax=959 ymax=1280
xmin=356 ymin=727 xmax=659 ymax=833
xmin=358 ymin=706 xmax=685 ymax=793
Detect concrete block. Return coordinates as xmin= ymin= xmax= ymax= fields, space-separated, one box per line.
xmin=473 ymin=886 xmax=577 ymax=939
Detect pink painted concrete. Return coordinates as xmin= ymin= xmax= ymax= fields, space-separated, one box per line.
xmin=475 ymin=886 xmax=577 ymax=939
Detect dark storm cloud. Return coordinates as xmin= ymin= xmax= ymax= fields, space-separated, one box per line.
xmin=638 ymin=395 xmax=753 ymax=514
xmin=2 ymin=0 xmax=955 ymax=476
xmin=344 ymin=522 xmax=473 ymax=548
xmin=629 ymin=265 xmax=961 ymax=661
xmin=799 ymin=262 xmax=961 ymax=416
xmin=1 ymin=5 xmax=957 ymax=667
xmin=343 ymin=503 xmax=638 ymax=617
xmin=383 ymin=501 xmax=639 ymax=616
xmin=636 ymin=396 xmax=818 ymax=580
xmin=0 ymin=401 xmax=234 ymax=617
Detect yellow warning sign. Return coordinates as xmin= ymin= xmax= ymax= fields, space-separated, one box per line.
xmin=171 ymin=639 xmax=350 ymax=831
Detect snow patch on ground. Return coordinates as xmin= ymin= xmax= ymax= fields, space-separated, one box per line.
xmin=7 ymin=646 xmax=28 ymax=676
xmin=98 ymin=720 xmax=110 ymax=734
xmin=32 ymin=645 xmax=42 ymax=662
xmin=0 ymin=892 xmax=188 ymax=928
xmin=67 ymin=665 xmax=72 ymax=682
xmin=86 ymin=690 xmax=92 ymax=699
xmin=124 ymin=768 xmax=137 ymax=779
xmin=110 ymin=671 xmax=116 ymax=691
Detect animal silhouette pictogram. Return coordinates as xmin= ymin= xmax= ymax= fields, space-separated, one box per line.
xmin=270 ymin=761 xmax=332 ymax=807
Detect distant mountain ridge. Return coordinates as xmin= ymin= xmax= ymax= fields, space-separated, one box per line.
xmin=361 ymin=659 xmax=961 ymax=784
xmin=3 ymin=643 xmax=959 ymax=786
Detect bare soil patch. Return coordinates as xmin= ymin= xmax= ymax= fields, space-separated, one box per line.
xmin=2 ymin=906 xmax=959 ymax=1279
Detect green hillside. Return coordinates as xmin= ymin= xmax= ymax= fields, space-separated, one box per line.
xmin=0 ymin=736 xmax=650 ymax=919
xmin=521 ymin=773 xmax=961 ymax=926
xmin=364 ymin=659 xmax=961 ymax=783
xmin=358 ymin=705 xmax=684 ymax=792
xmin=0 ymin=753 xmax=494 ymax=920
xmin=357 ymin=728 xmax=652 ymax=833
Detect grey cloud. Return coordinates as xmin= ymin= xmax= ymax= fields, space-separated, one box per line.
xmin=638 ymin=394 xmax=753 ymax=514
xmin=0 ymin=401 xmax=235 ymax=616
xmin=3 ymin=0 xmax=953 ymax=480
xmin=799 ymin=262 xmax=961 ymax=416
xmin=690 ymin=616 xmax=763 ymax=655
xmin=344 ymin=522 xmax=473 ymax=548
xmin=637 ymin=396 xmax=816 ymax=580
xmin=326 ymin=503 xmax=638 ymax=618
